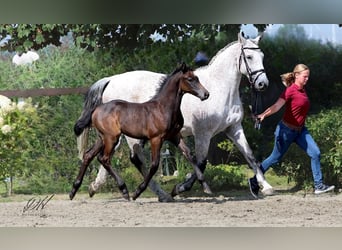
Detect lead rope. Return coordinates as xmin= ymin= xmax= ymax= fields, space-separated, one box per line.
xmin=253 ymin=89 xmax=262 ymax=130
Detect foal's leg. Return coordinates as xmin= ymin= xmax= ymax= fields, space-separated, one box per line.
xmin=132 ymin=138 xmax=162 ymax=200
xmin=89 ymin=136 xmax=173 ymax=202
xmin=88 ymin=136 xmax=122 ymax=197
xmin=173 ymin=137 xmax=212 ymax=195
xmin=127 ymin=138 xmax=174 ymax=202
xmin=97 ymin=136 xmax=130 ymax=200
xmin=70 ymin=139 xmax=103 ymax=200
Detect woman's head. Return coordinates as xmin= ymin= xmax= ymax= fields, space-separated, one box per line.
xmin=281 ymin=64 xmax=310 ymax=87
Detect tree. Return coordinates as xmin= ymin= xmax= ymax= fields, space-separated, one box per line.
xmin=276 ymin=24 xmax=307 ymax=42
xmin=0 ymin=98 xmax=40 ymax=195
xmin=0 ymin=24 xmax=268 ymax=52
xmin=0 ymin=24 xmax=70 ymax=52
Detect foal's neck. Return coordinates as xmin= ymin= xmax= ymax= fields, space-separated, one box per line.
xmin=154 ymin=77 xmax=183 ymax=115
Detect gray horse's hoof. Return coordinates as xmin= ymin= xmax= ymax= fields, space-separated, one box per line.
xmin=171 ymin=183 xmax=186 ymax=197
xmin=202 ymin=182 xmax=212 ymax=195
xmin=261 ymin=187 xmax=274 ymax=196
xmin=88 ymin=183 xmax=96 ymax=198
xmin=158 ymin=193 xmax=174 ymax=202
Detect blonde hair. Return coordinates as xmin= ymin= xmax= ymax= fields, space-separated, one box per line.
xmin=280 ymin=64 xmax=309 ymax=87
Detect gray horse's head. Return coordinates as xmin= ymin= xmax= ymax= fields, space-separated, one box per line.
xmin=238 ymin=32 xmax=269 ymax=91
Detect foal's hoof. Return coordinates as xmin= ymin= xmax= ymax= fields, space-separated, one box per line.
xmin=69 ymin=191 xmax=75 ymax=200
xmin=132 ymin=189 xmax=145 ymax=200
xmin=132 ymin=190 xmax=140 ymax=201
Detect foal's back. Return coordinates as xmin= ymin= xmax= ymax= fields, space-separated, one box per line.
xmin=92 ymin=98 xmax=171 ymax=140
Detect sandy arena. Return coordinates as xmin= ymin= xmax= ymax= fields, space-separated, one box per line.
xmin=1 ymin=190 xmax=341 ymax=227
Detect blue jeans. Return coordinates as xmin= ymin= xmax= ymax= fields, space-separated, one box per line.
xmin=261 ymin=121 xmax=323 ymax=188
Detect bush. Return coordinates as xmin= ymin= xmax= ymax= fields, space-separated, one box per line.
xmin=307 ymin=107 xmax=342 ymax=186
xmin=0 ymin=46 xmax=116 ymax=195
xmin=0 ymin=97 xmax=40 ymax=195
xmin=204 ymin=164 xmax=246 ymax=191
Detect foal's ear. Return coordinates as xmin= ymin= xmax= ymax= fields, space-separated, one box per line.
xmin=180 ymin=62 xmax=188 ymax=73
xmin=172 ymin=62 xmax=187 ymax=75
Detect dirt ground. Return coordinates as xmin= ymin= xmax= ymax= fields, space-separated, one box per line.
xmin=1 ymin=189 xmax=341 ymax=227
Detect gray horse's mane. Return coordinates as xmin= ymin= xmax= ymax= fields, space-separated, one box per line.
xmin=198 ymin=38 xmax=258 ymax=70
xmin=207 ymin=41 xmax=238 ymax=66
xmin=193 ymin=41 xmax=238 ymax=72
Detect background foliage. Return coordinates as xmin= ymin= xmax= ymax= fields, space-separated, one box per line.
xmin=0 ymin=24 xmax=266 ymax=52
xmin=0 ymin=24 xmax=341 ymax=196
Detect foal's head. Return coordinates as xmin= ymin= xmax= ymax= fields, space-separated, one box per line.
xmin=176 ymin=62 xmax=209 ymax=101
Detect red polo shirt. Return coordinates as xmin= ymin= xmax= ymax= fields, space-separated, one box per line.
xmin=280 ymin=83 xmax=310 ymax=127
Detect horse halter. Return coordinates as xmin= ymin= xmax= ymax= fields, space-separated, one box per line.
xmin=239 ymin=45 xmax=265 ymax=88
xmin=239 ymin=45 xmax=265 ymax=130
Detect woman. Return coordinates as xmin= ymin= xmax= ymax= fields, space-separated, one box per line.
xmin=248 ymin=64 xmax=334 ymax=198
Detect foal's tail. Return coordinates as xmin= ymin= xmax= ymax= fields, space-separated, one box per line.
xmin=75 ymin=78 xmax=110 ymax=159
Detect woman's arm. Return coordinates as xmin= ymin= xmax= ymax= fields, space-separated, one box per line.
xmin=257 ymin=97 xmax=286 ymax=121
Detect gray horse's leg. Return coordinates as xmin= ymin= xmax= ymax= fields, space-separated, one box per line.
xmin=171 ymin=134 xmax=211 ymax=197
xmin=127 ymin=138 xmax=173 ymax=202
xmin=225 ymin=123 xmax=273 ymax=195
xmin=176 ymin=138 xmax=212 ymax=194
xmin=89 ymin=165 xmax=108 ymax=197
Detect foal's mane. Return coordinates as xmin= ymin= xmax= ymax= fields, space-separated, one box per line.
xmin=151 ymin=63 xmax=191 ymax=99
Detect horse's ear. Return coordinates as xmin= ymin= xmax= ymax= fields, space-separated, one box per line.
xmin=252 ymin=32 xmax=263 ymax=45
xmin=180 ymin=62 xmax=188 ymax=73
xmin=238 ymin=32 xmax=246 ymax=44
xmin=172 ymin=62 xmax=187 ymax=75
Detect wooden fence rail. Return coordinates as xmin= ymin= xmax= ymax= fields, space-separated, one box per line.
xmin=0 ymin=86 xmax=89 ymax=98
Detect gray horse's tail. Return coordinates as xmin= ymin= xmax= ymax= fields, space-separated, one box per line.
xmin=75 ymin=78 xmax=110 ymax=159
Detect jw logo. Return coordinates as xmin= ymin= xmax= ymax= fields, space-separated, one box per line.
xmin=22 ymin=194 xmax=54 ymax=214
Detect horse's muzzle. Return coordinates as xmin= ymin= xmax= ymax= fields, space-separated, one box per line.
xmin=200 ymin=91 xmax=210 ymax=101
xmin=256 ymin=82 xmax=268 ymax=91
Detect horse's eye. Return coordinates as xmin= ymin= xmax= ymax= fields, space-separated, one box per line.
xmin=187 ymin=77 xmax=193 ymax=81
xmin=246 ymin=56 xmax=252 ymax=60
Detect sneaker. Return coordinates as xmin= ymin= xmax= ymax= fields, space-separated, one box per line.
xmin=314 ymin=184 xmax=335 ymax=194
xmin=248 ymin=177 xmax=260 ymax=199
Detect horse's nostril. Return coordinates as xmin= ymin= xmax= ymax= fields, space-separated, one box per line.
xmin=201 ymin=91 xmax=210 ymax=100
xmin=257 ymin=82 xmax=268 ymax=91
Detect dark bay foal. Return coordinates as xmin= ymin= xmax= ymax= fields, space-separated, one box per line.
xmin=69 ymin=63 xmax=210 ymax=200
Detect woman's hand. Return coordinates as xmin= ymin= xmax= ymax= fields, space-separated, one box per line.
xmin=257 ymin=113 xmax=266 ymax=122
